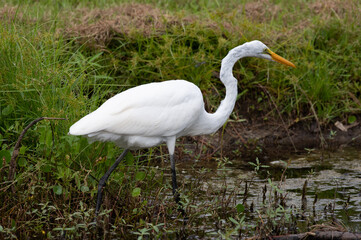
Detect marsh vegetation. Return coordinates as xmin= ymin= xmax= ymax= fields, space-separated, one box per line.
xmin=1 ymin=0 xmax=361 ymax=238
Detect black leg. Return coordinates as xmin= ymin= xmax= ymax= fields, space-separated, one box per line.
xmin=170 ymin=154 xmax=180 ymax=202
xmin=170 ymin=154 xmax=185 ymax=215
xmin=95 ymin=149 xmax=129 ymax=216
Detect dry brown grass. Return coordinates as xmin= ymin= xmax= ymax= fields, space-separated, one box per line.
xmin=243 ymin=0 xmax=282 ymax=22
xmin=0 ymin=5 xmax=28 ymax=23
xmin=226 ymin=0 xmax=360 ymax=43
xmin=2 ymin=1 xmax=360 ymax=49
xmin=63 ymin=3 xmax=191 ymax=48
xmin=242 ymin=0 xmax=359 ymax=22
xmin=63 ymin=4 xmax=166 ymax=47
xmin=309 ymin=0 xmax=358 ymax=19
xmin=62 ymin=3 xmax=237 ymax=49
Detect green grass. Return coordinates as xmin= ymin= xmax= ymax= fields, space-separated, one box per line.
xmin=1 ymin=0 xmax=361 ymax=238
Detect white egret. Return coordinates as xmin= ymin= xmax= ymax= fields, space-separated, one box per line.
xmin=69 ymin=40 xmax=295 ymax=216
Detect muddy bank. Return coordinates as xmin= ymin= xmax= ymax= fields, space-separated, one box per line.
xmin=180 ymin=116 xmax=361 ymax=162
xmin=230 ymin=119 xmax=361 ymax=159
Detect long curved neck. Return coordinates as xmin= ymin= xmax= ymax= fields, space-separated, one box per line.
xmin=193 ymin=46 xmax=249 ymax=135
xmin=187 ymin=45 xmax=250 ymax=136
xmin=209 ymin=50 xmax=239 ymax=130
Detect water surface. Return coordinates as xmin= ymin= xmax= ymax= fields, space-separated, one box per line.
xmin=172 ymin=147 xmax=361 ymax=237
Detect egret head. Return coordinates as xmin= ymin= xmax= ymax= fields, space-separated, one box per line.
xmin=233 ymin=40 xmax=296 ymax=68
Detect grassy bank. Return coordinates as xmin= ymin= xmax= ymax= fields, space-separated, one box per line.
xmin=1 ymin=0 xmax=361 ymax=238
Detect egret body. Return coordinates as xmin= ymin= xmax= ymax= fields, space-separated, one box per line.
xmin=69 ymin=40 xmax=295 ymax=215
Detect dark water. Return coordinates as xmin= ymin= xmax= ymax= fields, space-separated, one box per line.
xmin=266 ymin=149 xmax=361 ymax=230
xmin=173 ymin=147 xmax=361 ymax=237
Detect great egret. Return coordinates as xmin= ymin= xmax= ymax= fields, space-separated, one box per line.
xmin=69 ymin=40 xmax=295 ymax=216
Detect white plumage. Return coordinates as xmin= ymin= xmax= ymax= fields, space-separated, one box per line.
xmin=70 ymin=80 xmax=204 ymax=149
xmin=69 ymin=40 xmax=295 ymax=216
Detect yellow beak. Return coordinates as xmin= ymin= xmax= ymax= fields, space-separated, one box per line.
xmin=267 ymin=49 xmax=296 ymax=68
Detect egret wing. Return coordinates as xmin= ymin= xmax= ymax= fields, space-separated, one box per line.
xmin=69 ymin=80 xmax=204 ymax=137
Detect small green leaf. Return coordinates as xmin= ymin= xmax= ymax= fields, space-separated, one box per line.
xmin=133 ymin=208 xmax=138 ymax=214
xmin=19 ymin=145 xmax=27 ymax=155
xmin=18 ymin=157 xmax=27 ymax=167
xmin=11 ymin=219 xmax=16 ymax=228
xmin=2 ymin=105 xmax=13 ymax=116
xmin=236 ymin=203 xmax=245 ymax=213
xmin=153 ymin=225 xmax=159 ymax=233
xmin=348 ymin=115 xmax=356 ymax=124
xmin=0 ymin=150 xmax=11 ymax=166
xmin=131 ymin=187 xmax=141 ymax=197
xmin=248 ymin=161 xmax=257 ymax=167
xmin=39 ymin=127 xmax=46 ymax=144
xmin=229 ymin=217 xmax=239 ymax=225
xmin=125 ymin=152 xmax=134 ymax=165
xmin=106 ymin=144 xmax=115 ymax=159
xmin=135 ymin=171 xmax=146 ymax=181
xmin=64 ymin=227 xmax=75 ymax=231
xmin=80 ymin=185 xmax=89 ymax=193
xmin=45 ymin=130 xmax=53 ymax=148
xmin=53 ymin=185 xmax=63 ymax=195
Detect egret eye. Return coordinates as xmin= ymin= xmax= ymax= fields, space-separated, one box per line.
xmin=263 ymin=48 xmax=271 ymax=55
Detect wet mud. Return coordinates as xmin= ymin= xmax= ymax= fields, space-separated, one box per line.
xmin=184 ymin=117 xmax=361 ymax=163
